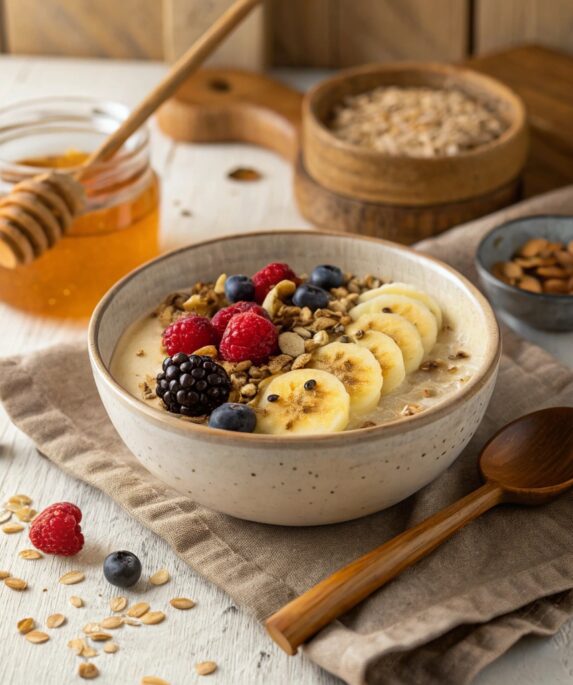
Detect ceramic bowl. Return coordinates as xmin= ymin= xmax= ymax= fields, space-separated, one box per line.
xmin=89 ymin=230 xmax=500 ymax=526
xmin=476 ymin=215 xmax=573 ymax=331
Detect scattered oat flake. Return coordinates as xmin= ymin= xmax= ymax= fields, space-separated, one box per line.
xmin=83 ymin=623 xmax=100 ymax=634
xmin=70 ymin=595 xmax=84 ymax=608
xmin=0 ymin=570 xmax=11 ymax=579
xmin=140 ymin=611 xmax=165 ymax=625
xmin=79 ymin=662 xmax=99 ymax=679
xmin=90 ymin=631 xmax=112 ymax=641
xmin=15 ymin=507 xmax=37 ymax=522
xmin=170 ymin=597 xmax=196 ymax=610
xmin=123 ymin=617 xmax=141 ymax=626
xmin=227 ymin=166 xmax=262 ymax=182
xmin=2 ymin=522 xmax=24 ymax=534
xmin=101 ymin=616 xmax=123 ymax=629
xmin=46 ymin=613 xmax=66 ymax=628
xmin=19 ymin=549 xmax=42 ymax=560
xmin=9 ymin=494 xmax=32 ymax=506
xmin=59 ymin=570 xmax=85 ymax=585
xmin=82 ymin=645 xmax=98 ymax=658
xmin=0 ymin=510 xmax=11 ymax=524
xmin=127 ymin=602 xmax=150 ymax=618
xmin=149 ymin=569 xmax=170 ymax=586
xmin=195 ymin=661 xmax=217 ymax=676
xmin=68 ymin=637 xmax=86 ymax=654
xmin=25 ymin=630 xmax=49 ymax=644
xmin=110 ymin=596 xmax=127 ymax=612
xmin=104 ymin=641 xmax=119 ymax=654
xmin=17 ymin=617 xmax=35 ymax=634
xmin=141 ymin=678 xmax=170 ymax=685
xmin=5 ymin=577 xmax=27 ymax=591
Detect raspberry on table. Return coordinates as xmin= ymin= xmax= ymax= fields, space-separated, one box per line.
xmin=156 ymin=353 xmax=231 ymax=416
xmin=211 ymin=301 xmax=269 ymax=341
xmin=29 ymin=502 xmax=84 ymax=556
xmin=162 ymin=315 xmax=217 ymax=356
xmin=219 ymin=311 xmax=278 ymax=364
xmin=252 ymin=262 xmax=299 ymax=303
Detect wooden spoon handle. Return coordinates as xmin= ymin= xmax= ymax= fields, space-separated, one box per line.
xmin=265 ymin=481 xmax=504 ymax=655
xmin=79 ymin=0 xmax=261 ymax=173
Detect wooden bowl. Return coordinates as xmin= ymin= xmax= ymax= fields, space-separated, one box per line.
xmin=89 ymin=230 xmax=500 ymax=526
xmin=303 ymin=62 xmax=528 ymax=206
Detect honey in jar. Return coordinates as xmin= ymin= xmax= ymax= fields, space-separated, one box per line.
xmin=0 ymin=98 xmax=160 ymax=318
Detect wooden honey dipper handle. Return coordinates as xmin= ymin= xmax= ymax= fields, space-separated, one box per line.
xmin=0 ymin=0 xmax=261 ymax=269
xmin=80 ymin=0 xmax=261 ymax=173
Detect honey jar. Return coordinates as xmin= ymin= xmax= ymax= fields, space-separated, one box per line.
xmin=0 ymin=97 xmax=160 ymax=318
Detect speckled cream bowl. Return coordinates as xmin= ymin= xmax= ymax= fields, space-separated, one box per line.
xmin=88 ymin=230 xmax=500 ymax=526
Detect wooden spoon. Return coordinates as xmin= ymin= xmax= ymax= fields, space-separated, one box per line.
xmin=265 ymin=406 xmax=573 ymax=655
xmin=0 ymin=0 xmax=261 ymax=269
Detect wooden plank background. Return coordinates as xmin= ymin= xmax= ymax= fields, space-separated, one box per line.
xmin=0 ymin=0 xmax=572 ymax=66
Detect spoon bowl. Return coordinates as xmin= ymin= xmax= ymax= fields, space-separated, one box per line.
xmin=480 ymin=407 xmax=573 ymax=502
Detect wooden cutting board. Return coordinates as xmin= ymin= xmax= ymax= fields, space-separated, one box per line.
xmin=157 ymin=45 xmax=573 ymax=241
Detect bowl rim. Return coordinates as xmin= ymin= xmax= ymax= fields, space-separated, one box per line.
xmin=304 ymin=61 xmax=527 ymax=163
xmin=475 ymin=213 xmax=573 ymax=301
xmin=88 ymin=229 xmax=501 ymax=446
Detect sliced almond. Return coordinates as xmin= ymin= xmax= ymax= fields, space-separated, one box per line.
xmin=101 ymin=616 xmax=123 ymax=629
xmin=46 ymin=613 xmax=66 ymax=628
xmin=5 ymin=577 xmax=27 ymax=591
xmin=15 ymin=507 xmax=37 ymax=522
xmin=19 ymin=549 xmax=42 ymax=560
xmin=149 ymin=569 xmax=170 ymax=586
xmin=110 ymin=596 xmax=127 ymax=612
xmin=195 ymin=661 xmax=217 ymax=676
xmin=104 ymin=641 xmax=119 ymax=654
xmin=17 ymin=617 xmax=35 ymax=634
xmin=126 ymin=602 xmax=150 ymax=618
xmin=90 ymin=631 xmax=112 ymax=641
xmin=170 ymin=597 xmax=196 ymax=611
xmin=2 ymin=523 xmax=24 ymax=534
xmin=25 ymin=630 xmax=49 ymax=644
xmin=140 ymin=611 xmax=165 ymax=625
xmin=141 ymin=678 xmax=170 ymax=685
xmin=0 ymin=570 xmax=11 ymax=579
xmin=78 ymin=662 xmax=99 ymax=679
xmin=59 ymin=570 xmax=85 ymax=585
xmin=70 ymin=595 xmax=84 ymax=608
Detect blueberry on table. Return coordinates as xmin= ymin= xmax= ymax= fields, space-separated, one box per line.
xmin=309 ymin=264 xmax=344 ymax=290
xmin=225 ymin=275 xmax=255 ymax=303
xmin=209 ymin=403 xmax=257 ymax=432
xmin=292 ymin=283 xmax=330 ymax=311
xmin=103 ymin=550 xmax=142 ymax=588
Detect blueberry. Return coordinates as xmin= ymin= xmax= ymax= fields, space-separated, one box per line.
xmin=208 ymin=403 xmax=257 ymax=432
xmin=292 ymin=284 xmax=330 ymax=311
xmin=103 ymin=550 xmax=142 ymax=588
xmin=225 ymin=275 xmax=255 ymax=303
xmin=309 ymin=265 xmax=344 ymax=290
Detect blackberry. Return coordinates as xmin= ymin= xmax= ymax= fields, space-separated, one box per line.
xmin=156 ymin=353 xmax=231 ymax=417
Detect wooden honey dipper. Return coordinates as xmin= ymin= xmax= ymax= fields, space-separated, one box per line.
xmin=0 ymin=0 xmax=261 ymax=270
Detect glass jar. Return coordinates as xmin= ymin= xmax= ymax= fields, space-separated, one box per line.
xmin=0 ymin=97 xmax=160 ymax=318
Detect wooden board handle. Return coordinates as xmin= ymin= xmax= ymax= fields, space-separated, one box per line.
xmin=265 ymin=481 xmax=504 ymax=655
xmin=81 ymin=0 xmax=261 ymax=172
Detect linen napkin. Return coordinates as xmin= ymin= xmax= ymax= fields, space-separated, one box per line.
xmin=2 ymin=186 xmax=573 ymax=685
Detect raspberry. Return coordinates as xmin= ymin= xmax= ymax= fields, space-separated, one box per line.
xmin=29 ymin=502 xmax=84 ymax=556
xmin=252 ymin=262 xmax=299 ymax=303
xmin=162 ymin=315 xmax=217 ymax=356
xmin=211 ymin=301 xmax=269 ymax=341
xmin=220 ymin=312 xmax=278 ymax=364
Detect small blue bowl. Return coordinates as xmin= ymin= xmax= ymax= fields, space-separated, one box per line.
xmin=476 ymin=215 xmax=573 ymax=331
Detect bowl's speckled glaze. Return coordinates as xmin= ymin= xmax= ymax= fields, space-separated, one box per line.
xmin=88 ymin=231 xmax=500 ymax=526
xmin=476 ymin=215 xmax=573 ymax=331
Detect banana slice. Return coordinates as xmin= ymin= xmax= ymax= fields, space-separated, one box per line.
xmin=347 ymin=329 xmax=406 ymax=395
xmin=346 ymin=313 xmax=424 ymax=374
xmin=308 ymin=342 xmax=382 ymax=415
xmin=359 ymin=282 xmax=443 ymax=329
xmin=256 ymin=369 xmax=350 ymax=435
xmin=349 ymin=294 xmax=437 ymax=354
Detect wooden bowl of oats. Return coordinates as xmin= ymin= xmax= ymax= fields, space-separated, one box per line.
xmin=300 ymin=62 xmax=528 ymax=235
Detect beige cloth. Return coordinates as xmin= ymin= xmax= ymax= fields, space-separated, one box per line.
xmin=2 ymin=187 xmax=573 ymax=685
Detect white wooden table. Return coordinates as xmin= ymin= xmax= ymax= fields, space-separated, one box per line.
xmin=1 ymin=56 xmax=572 ymax=685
